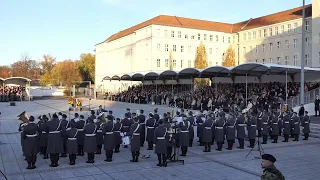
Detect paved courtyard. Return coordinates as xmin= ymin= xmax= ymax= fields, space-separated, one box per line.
xmin=0 ymin=99 xmax=319 ymax=180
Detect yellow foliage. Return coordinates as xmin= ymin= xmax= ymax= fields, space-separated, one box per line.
xmin=222 ymin=45 xmax=236 ymax=67
xmin=168 ymin=50 xmax=173 ymax=70
xmin=194 ymin=42 xmax=209 ymax=86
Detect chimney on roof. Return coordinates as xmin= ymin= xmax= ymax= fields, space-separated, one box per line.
xmin=240 ymin=18 xmax=253 ymax=30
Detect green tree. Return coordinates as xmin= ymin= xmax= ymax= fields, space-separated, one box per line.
xmin=78 ymin=53 xmax=95 ymax=83
xmin=194 ymin=42 xmax=209 ymax=85
xmin=222 ymin=45 xmax=236 ymax=67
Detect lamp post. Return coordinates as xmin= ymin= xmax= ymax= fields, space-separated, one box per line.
xmin=300 ymin=0 xmax=306 ymax=105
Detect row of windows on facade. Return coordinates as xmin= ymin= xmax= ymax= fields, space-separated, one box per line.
xmin=242 ymin=37 xmax=311 ymax=54
xmin=154 ymin=59 xmax=221 ymax=69
xmin=156 ymin=28 xmax=231 ymax=43
xmin=249 ymin=54 xmax=314 ymax=66
xmin=240 ymin=20 xmax=311 ymax=42
xmin=157 ymin=44 xmax=222 ymax=55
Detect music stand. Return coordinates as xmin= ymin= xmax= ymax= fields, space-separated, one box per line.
xmin=245 ymin=136 xmax=264 ymax=159
xmin=167 ymin=121 xmax=184 ymax=165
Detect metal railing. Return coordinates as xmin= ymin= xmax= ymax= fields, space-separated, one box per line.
xmin=284 ymin=87 xmax=320 ymax=108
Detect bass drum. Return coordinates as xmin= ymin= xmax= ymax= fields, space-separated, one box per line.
xmin=122 ymin=136 xmax=130 ymax=145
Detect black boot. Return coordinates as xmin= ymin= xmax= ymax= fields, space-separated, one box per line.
xmin=226 ymin=141 xmax=233 ymax=150
xmin=262 ymin=136 xmax=267 ymax=144
xmin=77 ymin=146 xmax=81 ymax=156
xmin=162 ymin=154 xmax=167 ymax=167
xmin=208 ymin=143 xmax=211 ymax=152
xmin=203 ymin=143 xmax=208 ymax=152
xmin=157 ymin=154 xmax=162 ymax=167
xmin=135 ymin=151 xmax=139 ymax=162
xmin=189 ymin=139 xmax=193 ymax=147
xmin=130 ymin=151 xmax=135 ymax=162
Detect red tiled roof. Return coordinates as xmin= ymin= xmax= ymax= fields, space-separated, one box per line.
xmin=97 ymin=4 xmax=312 ymax=45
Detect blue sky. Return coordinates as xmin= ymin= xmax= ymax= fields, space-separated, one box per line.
xmin=0 ymin=0 xmax=312 ymax=65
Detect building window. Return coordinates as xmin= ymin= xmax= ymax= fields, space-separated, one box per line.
xmin=293 ymin=39 xmax=298 ymax=48
xmin=262 ymin=59 xmax=265 ymax=64
xmin=255 ymin=59 xmax=258 ymax=62
xmin=178 ymin=31 xmax=182 ymax=38
xmin=223 ymin=36 xmax=225 ymax=43
xmin=243 ymin=33 xmax=247 ymax=41
xmin=285 ymin=56 xmax=289 ymax=65
xmin=294 ymin=22 xmax=298 ymax=32
xmin=157 ymin=43 xmax=160 ymax=51
xmin=210 ymin=35 xmax=213 ymax=41
xmin=262 ymin=44 xmax=265 ymax=52
xmin=173 ymin=59 xmax=176 ymax=68
xmin=157 ymin=59 xmax=160 ymax=67
xmin=164 ymin=30 xmax=168 ymax=37
xmin=216 ymin=48 xmax=219 ymax=56
xmin=277 ymin=41 xmax=281 ymax=49
xmin=306 ymin=20 xmax=310 ymax=31
xmin=249 ymin=46 xmax=252 ymax=53
xmin=233 ymin=36 xmax=236 ymax=43
xmin=181 ymin=60 xmax=184 ymax=68
xmin=269 ymin=28 xmax=273 ymax=36
xmin=191 ymin=35 xmax=195 ymax=39
xmin=157 ymin=29 xmax=160 ymax=36
xmin=255 ymin=45 xmax=259 ymax=53
xmin=185 ymin=34 xmax=188 ymax=39
xmin=287 ymin=24 xmax=292 ymax=33
xmin=275 ymin=27 xmax=278 ymax=35
xmin=253 ymin=31 xmax=256 ymax=39
xmin=171 ymin=30 xmax=175 ymax=38
xmin=216 ymin=62 xmax=218 ymax=65
xmin=209 ymin=61 xmax=212 ymax=66
xmin=181 ymin=46 xmax=184 ymax=52
xmin=269 ymin=43 xmax=273 ymax=51
xmin=209 ymin=48 xmax=212 ymax=54
xmin=248 ymin=32 xmax=251 ymax=40
xmin=285 ymin=40 xmax=289 ymax=48
xmin=216 ymin=35 xmax=219 ymax=42
xmin=173 ymin=45 xmax=176 ymax=52
xmin=198 ymin=33 xmax=201 ymax=40
xmin=243 ymin=47 xmax=246 ymax=54
xmin=228 ymin=37 xmax=231 ymax=43
xmin=281 ymin=25 xmax=284 ymax=34
xmin=258 ymin=30 xmax=261 ymax=38
xmin=305 ymin=54 xmax=310 ymax=66
xmin=263 ymin=29 xmax=267 ymax=37
xmin=269 ymin=58 xmax=273 ymax=63
xmin=277 ymin=57 xmax=281 ymax=64
xmin=294 ymin=55 xmax=298 ymax=66
xmin=165 ymin=44 xmax=168 ymax=51
xmin=165 ymin=59 xmax=168 ymax=67
xmin=188 ymin=46 xmax=191 ymax=53
xmin=305 ymin=37 xmax=310 ymax=46
xmin=188 ymin=60 xmax=191 ymax=68
xmin=204 ymin=34 xmax=207 ymax=41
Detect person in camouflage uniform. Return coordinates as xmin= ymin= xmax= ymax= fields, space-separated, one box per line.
xmin=261 ymin=154 xmax=285 ymax=180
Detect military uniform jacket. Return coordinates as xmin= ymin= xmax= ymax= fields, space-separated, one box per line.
xmin=113 ymin=122 xmax=122 ymax=145
xmin=66 ymin=128 xmax=78 ymax=154
xmin=138 ymin=115 xmax=146 ymax=142
xmin=261 ymin=165 xmax=285 ymax=180
xmin=277 ymin=113 xmax=283 ymax=131
xmin=163 ymin=121 xmax=173 ymax=147
xmin=292 ymin=116 xmax=300 ymax=134
xmin=95 ymin=121 xmax=103 ymax=145
xmin=153 ymin=114 xmax=160 ymax=122
xmin=102 ymin=121 xmax=115 ymax=150
xmin=257 ymin=112 xmax=263 ymax=130
xmin=187 ymin=116 xmax=195 ymax=140
xmin=236 ymin=115 xmax=246 ymax=139
xmin=196 ymin=114 xmax=205 ymax=138
xmin=202 ymin=118 xmax=214 ymax=143
xmin=46 ymin=118 xmax=64 ymax=154
xmin=302 ymin=115 xmax=310 ymax=134
xmin=38 ymin=120 xmax=48 ymax=148
xmin=23 ymin=122 xmax=39 ymax=156
xmin=146 ymin=118 xmax=156 ymax=142
xmin=121 ymin=118 xmax=131 ymax=133
xmin=83 ymin=122 xmax=97 ymax=153
xmin=247 ymin=116 xmax=257 ymax=139
xmin=225 ymin=116 xmax=236 ymax=141
xmin=154 ymin=125 xmax=169 ymax=154
xmin=271 ymin=116 xmax=280 ymax=136
xmin=128 ymin=123 xmax=141 ymax=151
xmin=61 ymin=119 xmax=69 ymax=146
xmin=179 ymin=120 xmax=190 ymax=146
xmin=282 ymin=115 xmax=291 ymax=135
xmin=261 ymin=114 xmax=269 ymax=136
xmin=214 ymin=118 xmax=225 ymax=142
xmin=76 ymin=120 xmax=86 ymax=145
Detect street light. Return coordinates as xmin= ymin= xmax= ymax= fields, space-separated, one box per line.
xmin=300 ymin=0 xmax=306 ymax=105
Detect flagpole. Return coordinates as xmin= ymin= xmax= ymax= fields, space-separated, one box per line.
xmin=300 ymin=0 xmax=306 ymax=105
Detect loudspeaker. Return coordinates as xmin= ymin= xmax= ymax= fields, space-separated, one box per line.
xmin=10 ymin=102 xmax=16 ymax=106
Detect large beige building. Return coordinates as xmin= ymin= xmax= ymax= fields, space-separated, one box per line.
xmin=95 ymin=0 xmax=320 ymax=92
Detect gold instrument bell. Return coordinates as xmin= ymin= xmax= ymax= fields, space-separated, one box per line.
xmin=18 ymin=111 xmax=29 ymax=123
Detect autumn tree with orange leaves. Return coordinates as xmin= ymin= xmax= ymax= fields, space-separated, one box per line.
xmin=52 ymin=60 xmax=82 ymax=87
xmin=194 ymin=42 xmax=209 ymax=86
xmin=222 ymin=45 xmax=236 ymax=67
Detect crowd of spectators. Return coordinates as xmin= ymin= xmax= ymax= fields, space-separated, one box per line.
xmin=109 ymin=82 xmax=320 ymax=111
xmin=0 ymin=86 xmax=25 ymax=101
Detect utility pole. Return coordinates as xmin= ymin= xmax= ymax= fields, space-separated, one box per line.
xmin=300 ymin=0 xmax=306 ymax=104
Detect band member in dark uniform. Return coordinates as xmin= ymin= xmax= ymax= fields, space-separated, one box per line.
xmin=121 ymin=113 xmax=131 ymax=148
xmin=128 ymin=116 xmax=141 ymax=162
xmin=247 ymin=112 xmax=257 ymax=147
xmin=179 ymin=115 xmax=190 ymax=156
xmin=215 ymin=112 xmax=225 ymax=151
xmin=153 ymin=108 xmax=160 ymax=122
xmin=187 ymin=111 xmax=195 ymax=147
xmin=302 ymin=111 xmax=310 ymax=140
xmin=66 ymin=122 xmax=78 ymax=165
xmin=38 ymin=115 xmax=49 ymax=159
xmin=18 ymin=111 xmax=29 ymax=160
xmin=225 ymin=111 xmax=236 ymax=150
xmin=236 ymin=111 xmax=246 ymax=149
xmin=76 ymin=115 xmax=86 ymax=156
xmin=125 ymin=108 xmax=131 ymax=118
xmin=202 ymin=113 xmax=214 ymax=152
xmin=154 ymin=119 xmax=169 ymax=167
xmin=292 ymin=112 xmax=300 ymax=141
xmin=114 ymin=118 xmax=122 ymax=153
xmin=102 ymin=115 xmax=115 ymax=162
xmin=83 ymin=117 xmax=97 ymax=163
xmin=46 ymin=113 xmax=65 ymax=167
xmin=315 ymin=96 xmax=320 ymax=116
xmin=257 ymin=109 xmax=263 ymax=137
xmin=196 ymin=110 xmax=205 ymax=146
xmin=163 ymin=113 xmax=173 ymax=159
xmin=138 ymin=109 xmax=146 ymax=147
xmin=60 ymin=114 xmax=69 ymax=157
xmin=282 ymin=111 xmax=291 ymax=142
xmin=261 ymin=111 xmax=269 ymax=144
xmin=95 ymin=114 xmax=104 ymax=154
xmin=271 ymin=112 xmax=279 ymax=143
xmin=23 ymin=116 xmax=38 ymax=169
xmin=146 ymin=113 xmax=156 ymax=150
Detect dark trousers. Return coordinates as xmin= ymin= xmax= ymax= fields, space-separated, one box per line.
xmin=131 ymin=151 xmax=140 ymax=162
xmin=279 ymin=129 xmax=282 ymax=136
xmin=290 ymin=129 xmax=294 ymax=138
xmin=140 ymin=136 xmax=145 ymax=146
xmin=262 ymin=135 xmax=268 ymax=144
xmin=237 ymin=138 xmax=244 ymax=148
xmin=49 ymin=153 xmax=59 ymax=165
xmin=217 ymin=141 xmax=223 ymax=151
xmin=40 ymin=147 xmax=48 ymax=158
xmin=167 ymin=146 xmax=172 ymax=159
xmin=189 ymin=139 xmax=193 ymax=147
xmin=249 ymin=139 xmax=255 ymax=147
xmin=68 ymin=154 xmax=76 ymax=164
xmin=272 ymin=135 xmax=278 ymax=143
xmin=115 ymin=144 xmax=120 ymax=152
xmin=204 ymin=142 xmax=211 ymax=152
xmin=96 ymin=145 xmax=102 ymax=154
xmin=294 ymin=134 xmax=299 ymax=141
xmin=304 ymin=133 xmax=309 ymax=140
xmin=87 ymin=153 xmax=95 ymax=163
xmin=227 ymin=140 xmax=234 ymax=150
xmin=147 ymin=141 xmax=153 ymax=150
xmin=283 ymin=134 xmax=289 ymax=142
xmin=315 ymin=109 xmax=319 ymax=116
xmin=198 ymin=137 xmax=203 ymax=146
xmin=258 ymin=130 xmax=261 ymax=137
xmin=157 ymin=154 xmax=167 ymax=166
xmin=26 ymin=154 xmax=37 ymax=165
xmin=105 ymin=150 xmax=113 ymax=161
xmin=181 ymin=146 xmax=188 ymax=155
xmin=77 ymin=145 xmax=84 ymax=156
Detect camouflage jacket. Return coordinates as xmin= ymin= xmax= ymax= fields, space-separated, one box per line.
xmin=261 ymin=165 xmax=285 ymax=180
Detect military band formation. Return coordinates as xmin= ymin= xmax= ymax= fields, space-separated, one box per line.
xmin=19 ymin=106 xmax=311 ymax=170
